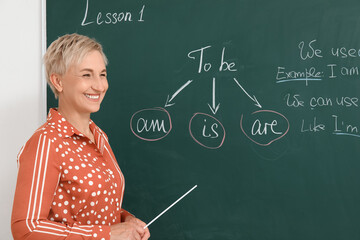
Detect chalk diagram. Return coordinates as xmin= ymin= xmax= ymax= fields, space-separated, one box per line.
xmin=130 ymin=45 xmax=290 ymax=149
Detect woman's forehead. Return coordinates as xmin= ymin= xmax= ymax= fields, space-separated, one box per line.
xmin=72 ymin=51 xmax=106 ymax=70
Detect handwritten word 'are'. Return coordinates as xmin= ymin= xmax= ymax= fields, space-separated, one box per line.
xmin=241 ymin=110 xmax=289 ymax=146
xmin=188 ymin=46 xmax=237 ymax=73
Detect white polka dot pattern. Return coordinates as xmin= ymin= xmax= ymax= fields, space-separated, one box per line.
xmin=12 ymin=109 xmax=131 ymax=240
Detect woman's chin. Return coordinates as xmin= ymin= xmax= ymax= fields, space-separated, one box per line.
xmin=89 ymin=106 xmax=101 ymax=113
xmin=79 ymin=104 xmax=101 ymax=114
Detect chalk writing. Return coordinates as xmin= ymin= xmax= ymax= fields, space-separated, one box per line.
xmin=298 ymin=39 xmax=323 ymax=60
xmin=283 ymin=93 xmax=359 ymax=109
xmin=137 ymin=118 xmax=167 ymax=134
xmin=331 ymin=47 xmax=360 ymax=58
xmin=189 ymin=113 xmax=225 ymax=149
xmin=336 ymin=97 xmax=359 ymax=107
xmin=301 ymin=117 xmax=326 ymax=133
xmin=130 ymin=108 xmax=172 ymax=141
xmin=187 ymin=46 xmax=237 ymax=73
xmin=333 ymin=115 xmax=360 ymax=137
xmin=283 ymin=92 xmax=360 ymax=137
xmin=327 ymin=64 xmax=360 ymax=79
xmin=276 ymin=67 xmax=323 ymax=85
xmin=284 ymin=94 xmax=305 ymax=108
xmin=276 ymin=39 xmax=360 ymax=85
xmin=240 ymin=110 xmax=289 ymax=146
xmin=131 ymin=44 xmax=290 ymax=148
xmin=297 ymin=114 xmax=360 ymax=137
xmin=81 ymin=0 xmax=145 ymax=26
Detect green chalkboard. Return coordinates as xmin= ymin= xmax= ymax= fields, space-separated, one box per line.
xmin=47 ymin=0 xmax=360 ymax=239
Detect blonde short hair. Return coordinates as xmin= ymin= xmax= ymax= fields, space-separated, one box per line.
xmin=44 ymin=33 xmax=108 ymax=98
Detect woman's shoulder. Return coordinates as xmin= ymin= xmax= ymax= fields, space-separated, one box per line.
xmin=17 ymin=122 xmax=56 ymax=161
xmin=23 ymin=121 xmax=61 ymax=148
xmin=34 ymin=121 xmax=59 ymax=138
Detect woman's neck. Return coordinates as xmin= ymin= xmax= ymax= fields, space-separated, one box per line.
xmin=57 ymin=105 xmax=94 ymax=142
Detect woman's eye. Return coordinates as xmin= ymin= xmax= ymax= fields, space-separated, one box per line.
xmin=83 ymin=74 xmax=91 ymax=77
xmin=100 ymin=74 xmax=107 ymax=77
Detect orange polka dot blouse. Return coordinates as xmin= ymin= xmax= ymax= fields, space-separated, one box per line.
xmin=12 ymin=108 xmax=132 ymax=240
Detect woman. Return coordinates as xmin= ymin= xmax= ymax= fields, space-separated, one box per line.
xmin=11 ymin=33 xmax=150 ymax=240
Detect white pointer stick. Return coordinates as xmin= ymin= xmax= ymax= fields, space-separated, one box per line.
xmin=144 ymin=185 xmax=198 ymax=229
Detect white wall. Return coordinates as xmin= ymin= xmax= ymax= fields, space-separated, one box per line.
xmin=0 ymin=1 xmax=45 ymax=239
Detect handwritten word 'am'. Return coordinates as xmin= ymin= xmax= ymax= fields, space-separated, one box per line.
xmin=82 ymin=0 xmax=145 ymax=26
xmin=130 ymin=108 xmax=172 ymax=141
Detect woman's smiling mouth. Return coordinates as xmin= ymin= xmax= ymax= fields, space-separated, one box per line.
xmin=84 ymin=93 xmax=100 ymax=100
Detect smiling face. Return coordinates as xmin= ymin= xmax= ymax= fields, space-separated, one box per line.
xmin=54 ymin=50 xmax=108 ymax=116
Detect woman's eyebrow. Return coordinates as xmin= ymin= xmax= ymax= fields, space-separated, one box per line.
xmin=80 ymin=68 xmax=107 ymax=73
xmin=80 ymin=68 xmax=93 ymax=72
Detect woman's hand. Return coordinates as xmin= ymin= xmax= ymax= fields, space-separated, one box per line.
xmin=125 ymin=216 xmax=150 ymax=240
xmin=110 ymin=222 xmax=145 ymax=240
xmin=110 ymin=216 xmax=150 ymax=240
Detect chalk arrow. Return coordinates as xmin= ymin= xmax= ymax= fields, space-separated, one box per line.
xmin=233 ymin=77 xmax=262 ymax=108
xmin=165 ymin=80 xmax=193 ymax=107
xmin=208 ymin=77 xmax=220 ymax=115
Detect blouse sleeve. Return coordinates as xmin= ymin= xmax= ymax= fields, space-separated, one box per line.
xmin=121 ymin=209 xmax=135 ymax=222
xmin=11 ymin=133 xmax=111 ymax=240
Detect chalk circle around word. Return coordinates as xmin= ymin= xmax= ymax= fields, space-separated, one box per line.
xmin=130 ymin=107 xmax=172 ymax=141
xmin=240 ymin=110 xmax=290 ymax=146
xmin=189 ymin=112 xmax=226 ymax=149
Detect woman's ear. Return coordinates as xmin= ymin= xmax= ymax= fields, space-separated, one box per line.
xmin=50 ymin=73 xmax=63 ymax=93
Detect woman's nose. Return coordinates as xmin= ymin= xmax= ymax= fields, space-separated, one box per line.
xmin=92 ymin=75 xmax=107 ymax=92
